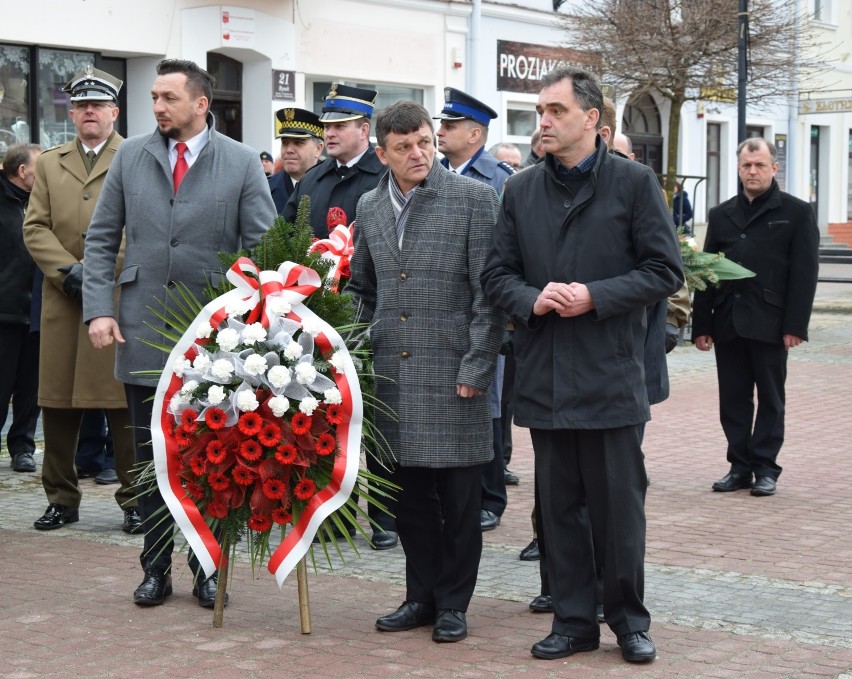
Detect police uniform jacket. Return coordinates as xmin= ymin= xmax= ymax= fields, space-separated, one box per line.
xmin=82 ymin=114 xmax=276 ymax=386
xmin=444 ymin=148 xmax=514 ymax=198
xmin=347 ymin=160 xmax=505 ymax=468
xmin=481 ymin=140 xmax=684 ymax=430
xmin=23 ymin=134 xmax=128 ymax=408
xmin=282 ymin=145 xmax=385 ymax=237
xmin=268 ymin=170 xmax=295 ymax=215
xmin=692 ymin=180 xmax=819 ymax=345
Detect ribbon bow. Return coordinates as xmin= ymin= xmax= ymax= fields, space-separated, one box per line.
xmin=308 ymin=224 xmax=354 ymax=292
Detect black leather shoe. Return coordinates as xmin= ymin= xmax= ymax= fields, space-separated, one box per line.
xmin=504 ymin=468 xmax=519 ymax=485
xmin=122 ymin=507 xmax=143 ymax=534
xmin=12 ymin=452 xmax=36 ymax=472
xmin=376 ymin=601 xmax=435 ymax=632
xmin=617 ymin=631 xmax=656 ymax=663
xmin=480 ymin=509 xmax=500 ymax=531
xmin=751 ymin=476 xmax=777 ymax=496
xmin=95 ymin=468 xmax=119 ymax=484
xmin=34 ymin=503 xmax=79 ymax=530
xmin=133 ymin=569 xmax=172 ymax=606
xmin=432 ymin=609 xmax=467 ymax=642
xmin=193 ymin=574 xmax=227 ymax=608
xmin=528 ymin=594 xmax=553 ymax=612
xmin=519 ymin=538 xmax=541 ymax=561
xmin=531 ymin=633 xmax=599 ymax=659
xmin=370 ymin=530 xmax=399 ymax=550
xmin=712 ymin=472 xmax=753 ymax=492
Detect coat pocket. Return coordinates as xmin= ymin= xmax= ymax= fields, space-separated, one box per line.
xmin=763 ymin=288 xmax=784 ymax=308
xmin=116 ymin=264 xmax=139 ymax=288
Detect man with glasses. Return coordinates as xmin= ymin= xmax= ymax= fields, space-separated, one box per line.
xmin=23 ymin=66 xmax=140 ymax=535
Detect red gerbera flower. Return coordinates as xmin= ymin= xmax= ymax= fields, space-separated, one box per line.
xmin=185 ymin=481 xmax=204 ymax=500
xmin=174 ymin=425 xmax=193 ymax=448
xmin=271 ymin=507 xmax=292 ymax=525
xmin=205 ymin=407 xmax=227 ymax=430
xmin=316 ymin=432 xmax=336 ymax=457
xmin=294 ymin=477 xmax=317 ymax=500
xmin=181 ymin=409 xmax=199 ymax=433
xmin=239 ymin=439 xmax=263 ymax=461
xmin=238 ymin=412 xmax=263 ymax=436
xmin=262 ymin=478 xmax=287 ymax=500
xmin=275 ymin=443 xmax=298 ymax=465
xmin=207 ymin=500 xmax=228 ymax=519
xmin=208 ymin=470 xmax=230 ymax=491
xmin=232 ymin=465 xmax=256 ymax=486
xmin=206 ymin=440 xmax=226 ymax=464
xmin=189 ymin=455 xmax=206 ymax=476
xmin=257 ymin=421 xmax=282 ymax=447
xmin=325 ymin=403 xmax=345 ymax=425
xmin=248 ymin=513 xmax=273 ymax=532
xmin=291 ymin=412 xmax=312 ymax=435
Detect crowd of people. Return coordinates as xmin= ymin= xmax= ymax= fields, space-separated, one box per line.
xmin=0 ymin=58 xmax=818 ymax=664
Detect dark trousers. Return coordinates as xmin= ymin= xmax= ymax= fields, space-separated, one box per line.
xmin=125 ymin=383 xmax=206 ymax=579
xmin=532 ymin=426 xmax=649 ymax=639
xmin=715 ymin=337 xmax=787 ymax=480
xmin=480 ymin=418 xmax=507 ymax=515
xmin=75 ymin=409 xmax=115 ymax=473
xmin=0 ymin=324 xmax=40 ymax=456
xmin=41 ymin=406 xmax=136 ymax=509
xmin=394 ymin=464 xmax=482 ymax=611
xmin=501 ymin=350 xmax=515 ymax=466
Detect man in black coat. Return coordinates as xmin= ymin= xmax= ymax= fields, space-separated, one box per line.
xmin=692 ymin=137 xmax=819 ymax=497
xmin=482 ymin=66 xmax=682 ymax=665
xmin=267 ymin=107 xmax=324 ymax=215
xmin=282 ymin=84 xmax=385 ymax=238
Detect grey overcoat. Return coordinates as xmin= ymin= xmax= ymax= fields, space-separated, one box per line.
xmin=347 ymin=160 xmax=505 ymax=468
xmin=82 ymin=115 xmax=276 ymax=386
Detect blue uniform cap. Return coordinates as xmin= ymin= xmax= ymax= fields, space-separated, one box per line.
xmin=319 ymin=83 xmax=378 ymax=122
xmin=434 ymin=87 xmax=497 ymax=127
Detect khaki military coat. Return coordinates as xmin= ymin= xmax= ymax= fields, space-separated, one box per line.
xmin=23 ymin=134 xmax=127 ymax=408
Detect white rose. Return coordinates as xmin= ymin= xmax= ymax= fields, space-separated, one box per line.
xmin=329 ymin=350 xmax=348 ymax=372
xmin=284 ymin=340 xmax=303 ymax=360
xmin=323 ymin=387 xmax=342 ymax=405
xmin=268 ymin=395 xmax=290 ymax=417
xmin=207 ymin=384 xmax=226 ymax=406
xmin=216 ymin=327 xmax=240 ymax=352
xmin=173 ymin=358 xmax=191 ymax=378
xmin=243 ymin=353 xmax=268 ymax=376
xmin=265 ymin=296 xmax=292 ymax=315
xmin=299 ymin=396 xmax=319 ymax=416
xmin=195 ymin=323 xmax=214 ymax=339
xmin=301 ymin=318 xmax=322 ymax=337
xmin=180 ymin=380 xmax=199 ymax=395
xmin=211 ymin=359 xmax=234 ymax=380
xmin=193 ymin=354 xmax=211 ymax=372
xmin=294 ymin=362 xmax=317 ymax=385
xmin=242 ymin=322 xmax=267 ymax=344
xmin=236 ymin=390 xmax=259 ymax=412
xmin=268 ymin=365 xmax=291 ymax=389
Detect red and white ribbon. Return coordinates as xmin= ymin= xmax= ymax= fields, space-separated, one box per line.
xmin=308 ymin=223 xmax=354 ymax=292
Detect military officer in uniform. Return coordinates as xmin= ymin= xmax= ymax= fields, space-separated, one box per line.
xmin=268 ymin=107 xmax=324 ymax=215
xmin=282 ymin=84 xmax=385 ymax=238
xmin=23 ymin=66 xmax=140 ymax=534
xmin=434 ymin=87 xmax=515 ymax=533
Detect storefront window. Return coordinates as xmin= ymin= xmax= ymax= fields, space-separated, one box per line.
xmin=38 ymin=49 xmax=94 ymax=148
xmin=0 ymin=44 xmax=30 ymax=157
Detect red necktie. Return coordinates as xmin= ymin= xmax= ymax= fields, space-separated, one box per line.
xmin=173 ymin=142 xmax=188 ymax=192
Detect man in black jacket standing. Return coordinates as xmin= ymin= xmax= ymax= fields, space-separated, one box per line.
xmin=481 ymin=65 xmax=682 ymax=665
xmin=693 ymin=137 xmax=819 ymax=497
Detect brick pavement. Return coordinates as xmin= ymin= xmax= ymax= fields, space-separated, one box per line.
xmin=1 ymin=283 xmax=851 ymax=678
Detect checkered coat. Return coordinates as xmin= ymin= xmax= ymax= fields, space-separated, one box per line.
xmin=348 ymin=160 xmax=505 ymax=468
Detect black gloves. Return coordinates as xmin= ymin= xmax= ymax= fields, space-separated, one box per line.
xmin=58 ymin=262 xmax=83 ymax=301
xmin=664 ymin=322 xmax=679 ymax=354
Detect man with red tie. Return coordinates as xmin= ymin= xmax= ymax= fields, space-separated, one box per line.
xmin=83 ymin=59 xmax=275 ymax=608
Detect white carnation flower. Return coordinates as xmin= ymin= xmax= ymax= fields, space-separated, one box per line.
xmin=226 ymin=298 xmax=253 ymax=317
xmin=236 ymin=389 xmax=259 ymax=412
xmin=217 ymin=327 xmax=240 ymax=352
xmin=195 ymin=323 xmax=214 ymax=339
xmin=323 ymin=387 xmax=342 ymax=405
xmin=180 ymin=380 xmax=199 ymax=395
xmin=294 ymin=362 xmax=317 ymax=385
xmin=300 ymin=318 xmax=323 ymax=337
xmin=241 ymin=322 xmax=267 ymax=344
xmin=268 ymin=395 xmax=290 ymax=417
xmin=266 ymin=296 xmax=292 ymax=315
xmin=170 ymin=393 xmax=185 ymax=411
xmin=329 ymin=350 xmax=348 ymax=372
xmin=207 ymin=384 xmax=226 ymax=406
xmin=193 ymin=354 xmax=211 ymax=372
xmin=211 ymin=359 xmax=234 ymax=380
xmin=299 ymin=396 xmax=319 ymax=416
xmin=268 ymin=365 xmax=291 ymax=389
xmin=173 ymin=358 xmax=191 ymax=378
xmin=284 ymin=340 xmax=303 ymax=360
xmin=243 ymin=353 xmax=268 ymax=376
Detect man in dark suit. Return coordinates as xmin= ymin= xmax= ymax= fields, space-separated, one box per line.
xmin=268 ymin=107 xmax=323 ymax=215
xmin=283 ymin=84 xmax=384 ymax=238
xmin=348 ymin=101 xmax=504 ymax=644
xmin=692 ymin=137 xmax=819 ymax=497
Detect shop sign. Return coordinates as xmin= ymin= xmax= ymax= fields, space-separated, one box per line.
xmin=497 ymin=40 xmax=594 ymax=94
xmin=799 ymin=98 xmax=852 ymax=114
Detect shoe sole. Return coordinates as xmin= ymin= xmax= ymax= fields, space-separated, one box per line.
xmin=712 ymin=484 xmax=752 ymax=492
xmin=622 ymin=651 xmax=656 ymax=663
xmin=519 ymin=553 xmax=541 ymax=561
xmin=529 ymin=605 xmax=553 ymax=613
xmin=750 ymin=489 xmax=776 ymax=496
xmin=531 ymin=641 xmax=599 ymax=659
xmin=13 ymin=466 xmax=36 ymax=472
xmin=123 ymin=524 xmax=144 ymax=535
xmin=432 ymin=631 xmax=467 ymax=642
xmin=375 ymin=619 xmax=433 ymax=632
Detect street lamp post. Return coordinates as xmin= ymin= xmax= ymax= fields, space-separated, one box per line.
xmin=738 ymin=0 xmax=749 ymax=143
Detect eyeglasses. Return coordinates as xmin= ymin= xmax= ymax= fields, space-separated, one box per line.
xmin=72 ymin=101 xmax=115 ymax=111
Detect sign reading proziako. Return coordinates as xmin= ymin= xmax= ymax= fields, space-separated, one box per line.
xmin=497 ymin=40 xmax=594 ymax=94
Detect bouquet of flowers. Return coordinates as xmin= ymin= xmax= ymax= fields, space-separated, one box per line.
xmin=679 ymin=232 xmax=756 ymax=291
xmin=308 ymin=206 xmax=354 ymax=292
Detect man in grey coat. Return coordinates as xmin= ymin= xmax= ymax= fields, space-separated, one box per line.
xmin=481 ymin=66 xmax=683 ymax=664
xmin=347 ymin=101 xmax=505 ymax=644
xmin=83 ymin=59 xmax=275 ymax=608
